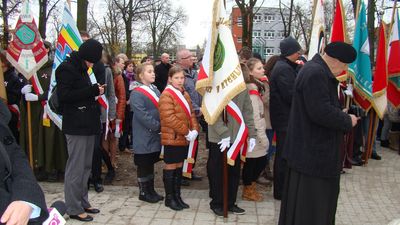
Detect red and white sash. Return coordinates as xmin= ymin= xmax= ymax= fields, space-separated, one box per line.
xmin=163 ymin=85 xmax=198 ymax=178
xmin=7 ymin=104 xmax=20 ymax=128
xmin=226 ymin=101 xmax=248 ymax=166
xmin=134 ymin=85 xmax=159 ymax=108
xmin=88 ymin=67 xmax=110 ymax=138
xmin=249 ymin=89 xmax=262 ymax=101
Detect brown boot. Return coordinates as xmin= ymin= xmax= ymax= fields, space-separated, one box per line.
xmin=251 ymin=182 xmax=263 ymax=201
xmin=242 ymin=183 xmax=263 ymax=201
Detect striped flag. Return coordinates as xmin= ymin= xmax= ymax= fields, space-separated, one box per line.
xmin=348 ymin=1 xmax=373 ymax=111
xmin=46 ymin=2 xmax=83 ymax=128
xmin=6 ymin=0 xmax=48 ymax=80
xmin=308 ymin=0 xmax=326 ymax=59
xmin=330 ymin=0 xmax=348 ymax=82
xmin=371 ymin=22 xmax=388 ymax=119
xmin=387 ymin=8 xmax=400 ymax=108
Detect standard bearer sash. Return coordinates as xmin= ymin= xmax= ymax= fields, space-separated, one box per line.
xmin=226 ymin=101 xmax=248 ymax=166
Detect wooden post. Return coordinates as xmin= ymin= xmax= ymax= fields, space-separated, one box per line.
xmin=27 ymin=101 xmax=34 ymax=168
xmin=363 ymin=109 xmax=378 ymax=164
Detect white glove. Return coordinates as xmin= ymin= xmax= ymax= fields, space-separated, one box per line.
xmin=344 ymin=84 xmax=353 ymax=98
xmin=21 ymin=84 xmax=32 ymax=94
xmin=25 ymin=93 xmax=38 ymax=102
xmin=114 ymin=119 xmax=122 ymax=138
xmin=185 ymin=130 xmax=198 ymax=142
xmin=248 ymin=138 xmax=256 ymax=153
xmin=218 ymin=137 xmax=231 ymax=152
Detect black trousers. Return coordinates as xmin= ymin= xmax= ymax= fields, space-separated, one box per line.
xmin=274 ymin=130 xmax=288 ymax=200
xmin=91 ymin=124 xmax=113 ymax=183
xmin=242 ymin=155 xmax=268 ymax=185
xmin=119 ymin=109 xmax=132 ymax=151
xmin=207 ymin=142 xmax=240 ymax=210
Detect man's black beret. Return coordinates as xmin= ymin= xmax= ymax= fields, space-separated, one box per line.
xmin=324 ymin=42 xmax=357 ymax=63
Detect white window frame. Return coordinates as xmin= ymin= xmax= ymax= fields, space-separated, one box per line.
xmin=237 ymin=37 xmax=242 ymax=43
xmin=254 ymin=13 xmax=262 ymax=23
xmin=264 ymin=14 xmax=275 ymax=22
xmin=237 ymin=17 xmax=242 ymax=27
xmin=253 ymin=30 xmax=261 ymax=37
xmin=264 ymin=30 xmax=275 ymax=40
xmin=265 ymin=47 xmax=274 ymax=56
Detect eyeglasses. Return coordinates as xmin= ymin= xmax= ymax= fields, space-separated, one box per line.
xmin=181 ymin=55 xmax=192 ymax=60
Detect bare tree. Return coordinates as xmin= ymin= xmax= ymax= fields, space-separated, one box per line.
xmin=0 ymin=0 xmax=21 ymax=49
xmin=113 ymin=0 xmax=157 ymax=57
xmin=143 ymin=0 xmax=187 ymax=58
xmin=38 ymin=0 xmax=62 ymax=40
xmin=88 ymin=0 xmax=125 ymax=56
xmin=77 ymin=0 xmax=88 ymax=32
xmin=234 ymin=0 xmax=265 ymax=49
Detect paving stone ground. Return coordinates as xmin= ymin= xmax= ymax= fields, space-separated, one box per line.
xmin=41 ymin=146 xmax=400 ymax=225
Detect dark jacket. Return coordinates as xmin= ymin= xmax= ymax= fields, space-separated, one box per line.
xmin=130 ymin=84 xmax=161 ymax=154
xmin=283 ymin=54 xmax=352 ymax=178
xmin=154 ymin=62 xmax=171 ymax=93
xmin=269 ymin=56 xmax=299 ymax=131
xmin=56 ymin=51 xmax=101 ymax=135
xmin=4 ymin=68 xmax=24 ymax=105
xmin=0 ymin=101 xmax=48 ymax=224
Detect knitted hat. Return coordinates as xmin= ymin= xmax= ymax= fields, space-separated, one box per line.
xmin=280 ymin=36 xmax=301 ymax=57
xmin=78 ymin=39 xmax=103 ymax=63
xmin=324 ymin=42 xmax=357 ymax=64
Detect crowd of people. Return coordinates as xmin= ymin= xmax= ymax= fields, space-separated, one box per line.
xmin=1 ymin=31 xmax=399 ymax=224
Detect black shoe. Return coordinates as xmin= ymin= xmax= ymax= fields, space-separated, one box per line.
xmin=47 ymin=170 xmax=58 ymax=182
xmin=69 ymin=214 xmax=93 ymax=221
xmin=138 ymin=179 xmax=159 ymax=203
xmin=351 ymin=157 xmax=364 ymax=166
xmin=190 ymin=173 xmax=203 ymax=181
xmin=94 ymin=182 xmax=104 ymax=193
xmin=228 ymin=205 xmax=245 ymax=215
xmin=84 ymin=208 xmax=100 ymax=214
xmin=371 ymin=152 xmax=382 ymax=160
xmin=380 ymin=140 xmax=389 ymax=148
xmin=104 ymin=170 xmax=115 ymax=184
xmin=211 ymin=207 xmax=224 ymax=217
xmin=180 ymin=179 xmax=190 ymax=186
xmin=174 ymin=168 xmax=189 ymax=209
xmin=163 ymin=169 xmax=183 ymax=211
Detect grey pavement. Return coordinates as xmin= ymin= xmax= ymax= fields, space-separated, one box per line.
xmin=41 ymin=147 xmax=400 ymax=225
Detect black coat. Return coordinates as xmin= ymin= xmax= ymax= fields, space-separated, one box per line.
xmin=269 ymin=56 xmax=299 ymax=131
xmin=154 ymin=62 xmax=171 ymax=93
xmin=56 ymin=51 xmax=101 ymax=135
xmin=283 ymin=54 xmax=352 ymax=178
xmin=0 ymin=101 xmax=48 ymax=224
xmin=4 ymin=68 xmax=24 ymax=105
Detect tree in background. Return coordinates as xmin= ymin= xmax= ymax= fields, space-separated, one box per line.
xmin=143 ymin=0 xmax=186 ymax=58
xmin=234 ymin=0 xmax=265 ymax=49
xmin=0 ymin=0 xmax=21 ymax=49
xmin=38 ymin=0 xmax=61 ymax=40
xmin=77 ymin=0 xmax=88 ymax=32
xmin=89 ymin=0 xmax=125 ymax=56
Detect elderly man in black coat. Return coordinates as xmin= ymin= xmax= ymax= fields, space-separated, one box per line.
xmin=269 ymin=36 xmax=302 ymax=200
xmin=0 ymin=100 xmax=48 ymax=225
xmin=278 ymin=42 xmax=359 ymax=225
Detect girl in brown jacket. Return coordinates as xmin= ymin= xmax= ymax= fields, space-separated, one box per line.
xmin=159 ymin=66 xmax=199 ymax=211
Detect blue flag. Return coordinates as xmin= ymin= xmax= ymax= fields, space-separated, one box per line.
xmin=348 ymin=1 xmax=372 ymax=99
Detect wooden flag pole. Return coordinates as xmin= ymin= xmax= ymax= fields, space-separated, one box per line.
xmin=363 ymin=109 xmax=378 ymax=164
xmin=222 ymin=108 xmax=228 ymax=219
xmin=27 ymin=100 xmax=34 ymax=168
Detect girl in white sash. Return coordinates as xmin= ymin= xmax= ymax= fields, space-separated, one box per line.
xmin=130 ymin=63 xmax=163 ymax=203
xmin=159 ymin=66 xmax=199 ymax=211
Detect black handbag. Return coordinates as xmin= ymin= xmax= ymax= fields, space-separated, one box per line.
xmin=48 ymin=86 xmax=63 ymax=115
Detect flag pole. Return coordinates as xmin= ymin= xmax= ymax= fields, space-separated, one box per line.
xmin=27 ymin=96 xmax=34 ymax=168
xmin=222 ymin=108 xmax=228 ymax=219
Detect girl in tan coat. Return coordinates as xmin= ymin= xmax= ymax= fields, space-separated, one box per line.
xmin=159 ymin=66 xmax=199 ymax=211
xmin=242 ymin=58 xmax=269 ymax=201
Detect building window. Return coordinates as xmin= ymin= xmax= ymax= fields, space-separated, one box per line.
xmin=237 ymin=37 xmax=242 ymax=43
xmin=253 ymin=30 xmax=261 ymax=37
xmin=254 ymin=13 xmax=262 ymax=22
xmin=237 ymin=17 xmax=242 ymax=26
xmin=277 ymin=31 xmax=285 ymax=39
xmin=264 ymin=14 xmax=275 ymax=22
xmin=264 ymin=30 xmax=275 ymax=40
xmin=265 ymin=47 xmax=274 ymax=56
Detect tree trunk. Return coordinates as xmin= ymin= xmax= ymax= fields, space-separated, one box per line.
xmin=287 ymin=0 xmax=294 ymax=36
xmin=1 ymin=0 xmax=9 ymax=49
xmin=126 ymin=22 xmax=132 ymax=57
xmin=77 ymin=0 xmax=88 ymax=32
xmin=38 ymin=0 xmax=48 ymax=39
xmin=367 ymin=0 xmax=375 ymax=65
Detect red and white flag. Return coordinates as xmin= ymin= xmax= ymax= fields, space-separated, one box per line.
xmin=308 ymin=0 xmax=326 ymax=59
xmin=388 ymin=8 xmax=400 ymax=108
